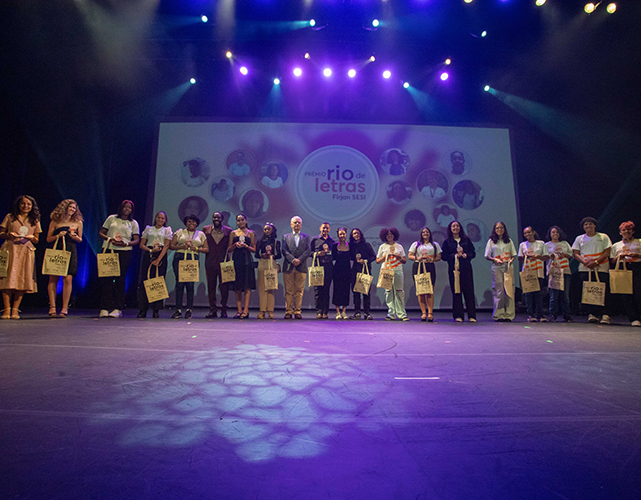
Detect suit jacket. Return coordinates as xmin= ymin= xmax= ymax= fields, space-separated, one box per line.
xmin=282 ymin=232 xmax=312 ymax=273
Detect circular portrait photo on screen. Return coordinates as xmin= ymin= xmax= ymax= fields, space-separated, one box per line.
xmin=209 ymin=176 xmax=235 ymax=202
xmin=431 ymin=230 xmax=447 ymax=249
xmin=443 ymin=149 xmax=472 ymax=176
xmin=180 ymin=157 xmax=210 ymax=187
xmin=386 ymin=180 xmax=412 ymax=205
xmin=416 ymin=169 xmax=449 ymax=201
xmin=226 ymin=149 xmax=256 ymax=177
xmin=379 ymin=148 xmax=410 ymax=176
xmin=178 ymin=196 xmax=209 ymax=226
xmin=404 ymin=209 xmax=427 ymax=232
xmin=461 ymin=219 xmax=489 ymax=254
xmin=259 ymin=161 xmax=288 ymax=189
xmin=433 ymin=204 xmax=458 ymax=229
xmin=239 ymin=189 xmax=269 ymax=219
xmin=219 ymin=210 xmax=236 ymax=227
xmin=452 ymin=180 xmax=484 ymax=210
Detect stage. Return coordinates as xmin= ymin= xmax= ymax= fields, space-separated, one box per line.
xmin=1 ymin=312 xmax=640 ymax=499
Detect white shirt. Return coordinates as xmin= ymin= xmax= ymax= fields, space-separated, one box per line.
xmin=437 ymin=213 xmax=456 ymax=228
xmin=377 ymin=243 xmax=405 ymax=269
xmin=611 ymin=239 xmax=641 ymax=263
xmin=546 ymin=241 xmax=572 ymax=275
xmin=572 ymin=232 xmax=612 ymax=272
xmin=262 ymin=176 xmax=283 ymax=188
xmin=229 ymin=162 xmax=250 ymax=176
xmin=408 ymin=241 xmax=442 ymax=261
xmin=420 ymin=186 xmax=446 ymax=199
xmin=102 ymin=215 xmax=140 ymax=251
xmin=142 ymin=225 xmax=173 ymax=249
xmin=518 ymin=240 xmax=548 ymax=278
xmin=485 ymin=239 xmax=517 ymax=266
xmin=174 ymin=229 xmax=206 ymax=250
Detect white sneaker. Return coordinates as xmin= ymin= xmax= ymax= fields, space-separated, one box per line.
xmin=341 ymin=311 xmax=348 ymax=320
xmin=336 ymin=313 xmax=342 ymax=320
xmin=469 ymin=318 xmax=477 ymax=323
xmin=99 ymin=309 xmax=109 ymax=318
xmin=455 ymin=318 xmax=463 ymax=322
xmin=631 ymin=320 xmax=641 ymax=327
xmin=588 ymin=314 xmax=599 ymax=323
xmin=600 ymin=315 xmax=611 ymax=325
xmin=109 ymin=309 xmax=122 ymax=318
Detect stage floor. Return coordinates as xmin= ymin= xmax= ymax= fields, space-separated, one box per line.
xmin=1 ymin=311 xmax=640 ymax=499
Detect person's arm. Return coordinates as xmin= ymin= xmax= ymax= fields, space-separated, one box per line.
xmin=245 ymin=231 xmax=255 ymax=253
xmin=463 ymin=240 xmax=475 ymax=260
xmin=539 ymin=242 xmax=550 ymax=261
xmin=139 ymin=237 xmax=150 ymax=252
xmin=517 ymin=242 xmax=525 ymax=262
xmin=227 ymin=231 xmax=236 ymax=254
xmin=433 ymin=245 xmax=442 ymax=263
xmin=408 ymin=243 xmax=418 ymax=262
xmin=596 ymin=247 xmax=611 ymax=267
xmin=397 ymin=245 xmax=407 ymax=265
xmin=255 ymin=241 xmax=263 ymax=259
xmin=376 ymin=245 xmax=386 ymax=264
xmin=30 ymin=223 xmax=41 ymax=245
xmin=282 ymin=236 xmax=294 ymax=263
xmin=299 ymin=236 xmax=312 ymax=262
xmin=485 ymin=240 xmax=497 ymax=263
xmin=169 ymin=232 xmax=181 ymax=251
xmin=46 ymin=222 xmax=59 ymax=244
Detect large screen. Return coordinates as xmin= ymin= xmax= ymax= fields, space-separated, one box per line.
xmin=151 ymin=121 xmax=518 ymax=310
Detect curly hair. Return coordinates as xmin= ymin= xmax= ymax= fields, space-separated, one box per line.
xmin=50 ymin=199 xmax=83 ymax=223
xmin=349 ymin=228 xmax=366 ymax=244
xmin=10 ymin=195 xmax=40 ymax=225
xmin=619 ymin=221 xmax=635 ymax=232
xmin=379 ymin=227 xmax=400 ymax=242
xmin=490 ymin=221 xmax=510 ymax=244
xmin=545 ymin=226 xmax=567 ymax=242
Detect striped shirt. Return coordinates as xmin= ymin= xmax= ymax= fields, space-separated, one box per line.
xmin=572 ymin=232 xmax=612 ymax=272
xmin=518 ymin=240 xmax=548 ymax=278
xmin=611 ymin=239 xmax=641 ymax=263
xmin=546 ymin=241 xmax=572 ymax=275
xmin=377 ymin=243 xmax=405 ymax=269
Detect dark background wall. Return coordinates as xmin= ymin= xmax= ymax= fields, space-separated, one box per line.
xmin=1 ymin=0 xmax=639 ymax=308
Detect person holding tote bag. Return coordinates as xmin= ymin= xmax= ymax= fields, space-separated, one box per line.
xmin=255 ymin=222 xmax=281 ymax=320
xmin=46 ymin=200 xmax=83 ymax=318
xmin=170 ymin=214 xmax=208 ymax=319
xmin=376 ymin=227 xmax=408 ymax=321
xmin=0 ymin=195 xmax=41 ymax=320
xmin=98 ymin=200 xmax=139 ymax=318
xmin=408 ymin=227 xmax=441 ymax=322
xmin=227 ymin=213 xmax=256 ymax=319
xmin=518 ymin=226 xmax=549 ymax=323
xmin=571 ymin=217 xmax=612 ymax=324
xmin=349 ymin=228 xmax=376 ymax=320
xmin=137 ymin=211 xmax=172 ymax=318
xmin=545 ymin=226 xmax=573 ymax=323
xmin=610 ymin=221 xmax=641 ymax=327
xmin=332 ymin=227 xmax=352 ymax=320
xmin=485 ymin=221 xmax=517 ymax=322
xmin=441 ymin=221 xmax=477 ymax=323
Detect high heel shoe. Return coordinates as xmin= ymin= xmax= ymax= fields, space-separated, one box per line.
xmin=421 ymin=314 xmax=427 ymax=322
xmin=239 ymin=312 xmax=248 ymax=319
xmin=49 ymin=307 xmax=57 ymax=318
xmin=59 ymin=309 xmax=68 ymax=318
xmin=1 ymin=309 xmax=10 ymax=320
xmin=428 ymin=314 xmax=434 ymax=322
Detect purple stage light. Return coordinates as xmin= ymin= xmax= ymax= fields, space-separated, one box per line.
xmin=348 ymin=69 xmax=356 ymax=78
xmin=293 ymin=67 xmax=302 ymax=77
xmin=323 ymin=68 xmax=332 ymax=77
xmin=383 ymin=70 xmax=391 ymax=79
xmin=239 ymin=66 xmax=248 ymax=76
xmin=440 ymin=72 xmax=449 ymax=81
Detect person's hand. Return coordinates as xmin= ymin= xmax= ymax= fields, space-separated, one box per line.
xmin=111 ymin=238 xmax=126 ymax=247
xmin=494 ymin=257 xmax=503 ymax=265
xmin=292 ymin=258 xmax=301 ymax=267
xmin=58 ymin=230 xmax=68 ymax=237
xmin=151 ymin=258 xmax=161 ymax=266
xmin=357 ymin=258 xmax=364 ymax=264
xmin=461 ymin=253 xmax=467 ymax=259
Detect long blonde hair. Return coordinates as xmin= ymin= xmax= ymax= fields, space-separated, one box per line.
xmin=50 ymin=199 xmax=84 ymax=223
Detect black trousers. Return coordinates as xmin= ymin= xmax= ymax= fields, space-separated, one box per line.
xmin=577 ymin=271 xmax=610 ymax=316
xmin=618 ymin=263 xmax=641 ymax=322
xmin=314 ymin=264 xmax=333 ymax=315
xmin=100 ymin=250 xmax=132 ymax=311
xmin=448 ymin=265 xmax=476 ymax=320
xmin=138 ymin=250 xmax=168 ymax=313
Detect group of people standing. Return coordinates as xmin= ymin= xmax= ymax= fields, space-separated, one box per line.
xmin=1 ymin=194 xmax=640 ymax=326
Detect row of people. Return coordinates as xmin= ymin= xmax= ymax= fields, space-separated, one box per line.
xmin=1 ymin=196 xmax=639 ymax=325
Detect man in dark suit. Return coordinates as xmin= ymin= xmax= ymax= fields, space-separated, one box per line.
xmin=203 ymin=212 xmax=233 ymax=318
xmin=310 ymin=222 xmax=335 ymax=319
xmin=282 ymin=216 xmax=312 ymax=319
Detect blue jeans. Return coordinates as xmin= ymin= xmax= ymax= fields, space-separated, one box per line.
xmin=549 ymin=274 xmax=571 ymax=318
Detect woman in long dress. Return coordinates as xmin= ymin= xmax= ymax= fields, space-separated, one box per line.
xmin=0 ymin=195 xmax=42 ymax=320
xmin=255 ymin=222 xmax=281 ymax=319
xmin=332 ymin=227 xmax=351 ymax=319
xmin=46 ymin=199 xmax=83 ymax=318
xmin=227 ymin=213 xmax=256 ymax=319
xmin=408 ymin=227 xmax=441 ymax=322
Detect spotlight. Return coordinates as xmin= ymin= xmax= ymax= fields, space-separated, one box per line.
xmin=372 ymin=19 xmax=380 ymax=27
xmin=370 ymin=56 xmax=376 ymax=62
xmin=201 ymin=15 xmax=208 ymax=23
xmin=606 ymin=3 xmax=616 ymax=13
xmin=190 ymin=78 xmax=196 ymax=85
xmin=440 ymin=72 xmax=449 ymax=81
xmin=310 ymin=19 xmax=316 ymax=27
xmin=226 ymin=51 xmax=233 ymax=59
xmin=293 ymin=67 xmax=302 ymax=77
xmin=274 ymin=78 xmax=280 ymax=85
xmin=535 ymin=0 xmax=546 ymax=5
xmin=445 ymin=58 xmax=452 ymax=65
xmin=484 ymin=85 xmax=490 ymax=92
xmin=323 ymin=68 xmax=332 ymax=77
xmin=304 ymin=53 xmax=310 ymax=59
xmin=464 ymin=0 xmax=473 ymax=3
xmin=403 ymin=82 xmax=409 ymax=89
xmin=584 ymin=3 xmax=595 ymax=13
xmin=348 ymin=69 xmax=356 ymax=78
xmin=481 ymin=30 xmax=487 ymax=37
xmin=239 ymin=66 xmax=248 ymax=75
xmin=383 ymin=70 xmax=391 ymax=79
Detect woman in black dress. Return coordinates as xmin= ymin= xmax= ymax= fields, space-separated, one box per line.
xmin=46 ymin=199 xmax=83 ymax=318
xmin=441 ymin=220 xmax=477 ymax=322
xmin=349 ymin=228 xmax=376 ymax=320
xmin=332 ymin=227 xmax=351 ymax=319
xmin=227 ymin=213 xmax=256 ymax=319
xmin=255 ymin=222 xmax=281 ymax=319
